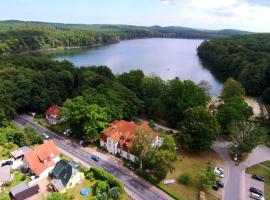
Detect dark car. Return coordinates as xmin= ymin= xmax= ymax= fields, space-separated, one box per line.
xmin=91 ymin=155 xmax=101 ymax=162
xmin=249 ymin=187 xmax=263 ymax=196
xmin=1 ymin=160 xmax=13 ymax=167
xmin=252 ymin=174 xmax=265 ymax=182
xmin=216 ymin=180 xmax=224 ymax=188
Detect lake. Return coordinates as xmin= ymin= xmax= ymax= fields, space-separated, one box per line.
xmin=53 ymin=38 xmax=223 ymax=96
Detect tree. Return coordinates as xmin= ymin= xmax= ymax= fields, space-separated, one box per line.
xmin=130 ymin=128 xmax=153 ymax=169
xmin=199 ymin=167 xmax=217 ymax=189
xmin=0 ymin=109 xmax=8 ymax=127
xmin=228 ymin=121 xmax=266 ymax=160
xmin=217 ymin=96 xmax=253 ymax=134
xmin=221 ymin=78 xmax=245 ymax=100
xmin=178 ymin=106 xmax=220 ymax=151
xmin=46 ymin=192 xmax=72 ymax=200
xmin=93 ymin=180 xmax=108 ymax=195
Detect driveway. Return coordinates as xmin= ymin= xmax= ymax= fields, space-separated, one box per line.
xmin=212 ymin=141 xmax=270 ymax=200
xmin=13 ymin=115 xmax=173 ymax=200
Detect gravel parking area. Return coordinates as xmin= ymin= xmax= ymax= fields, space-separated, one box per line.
xmin=245 ymin=174 xmax=264 ymax=199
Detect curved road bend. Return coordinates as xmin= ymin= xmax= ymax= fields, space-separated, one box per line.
xmin=212 ymin=141 xmax=270 ymax=200
xmin=14 ymin=116 xmax=174 ymax=200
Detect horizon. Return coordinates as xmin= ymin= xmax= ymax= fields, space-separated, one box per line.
xmin=0 ymin=0 xmax=269 ymax=32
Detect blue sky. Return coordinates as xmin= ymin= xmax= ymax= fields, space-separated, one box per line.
xmin=0 ymin=0 xmax=269 ymax=32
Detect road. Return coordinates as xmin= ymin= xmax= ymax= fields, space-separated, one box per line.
xmin=14 ymin=115 xmax=173 ymax=200
xmin=212 ymin=141 xmax=270 ymax=200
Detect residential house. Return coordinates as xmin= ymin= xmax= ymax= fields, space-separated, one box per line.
xmin=11 ymin=146 xmax=30 ymax=160
xmin=49 ymin=160 xmax=84 ymax=193
xmin=22 ymin=140 xmax=60 ymax=179
xmin=45 ymin=105 xmax=60 ymax=125
xmin=100 ymin=120 xmax=161 ymax=162
xmin=10 ymin=181 xmax=39 ymax=200
xmin=0 ymin=166 xmax=12 ymax=187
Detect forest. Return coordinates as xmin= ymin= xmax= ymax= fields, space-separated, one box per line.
xmin=0 ymin=20 xmax=250 ymax=54
xmin=198 ymin=34 xmax=270 ymax=104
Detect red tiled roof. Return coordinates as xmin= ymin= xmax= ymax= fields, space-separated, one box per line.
xmin=45 ymin=105 xmax=60 ymax=118
xmin=24 ymin=140 xmax=60 ymax=176
xmin=101 ymin=120 xmax=158 ymax=152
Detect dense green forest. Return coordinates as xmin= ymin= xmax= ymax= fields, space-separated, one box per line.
xmin=0 ymin=20 xmax=250 ymax=54
xmin=198 ymin=34 xmax=270 ymax=103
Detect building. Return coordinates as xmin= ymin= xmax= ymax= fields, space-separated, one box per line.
xmin=10 ymin=181 xmax=39 ymax=200
xmin=45 ymin=105 xmax=60 ymax=125
xmin=22 ymin=140 xmax=60 ymax=179
xmin=100 ymin=120 xmax=161 ymax=162
xmin=0 ymin=166 xmax=12 ymax=187
xmin=49 ymin=160 xmax=84 ymax=193
xmin=11 ymin=146 xmax=30 ymax=160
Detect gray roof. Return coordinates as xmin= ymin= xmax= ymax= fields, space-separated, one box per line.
xmin=0 ymin=166 xmax=11 ymax=182
xmin=10 ymin=181 xmax=29 ymax=195
xmin=50 ymin=179 xmax=65 ymax=191
xmin=11 ymin=146 xmax=30 ymax=159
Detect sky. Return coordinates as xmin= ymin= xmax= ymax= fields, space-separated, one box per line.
xmin=0 ymin=0 xmax=269 ymax=32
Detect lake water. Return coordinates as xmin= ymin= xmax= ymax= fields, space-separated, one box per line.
xmin=53 ymin=38 xmax=223 ymax=96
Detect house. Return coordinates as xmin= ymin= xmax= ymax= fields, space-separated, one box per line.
xmin=45 ymin=105 xmax=60 ymax=125
xmin=11 ymin=146 xmax=30 ymax=160
xmin=10 ymin=181 xmax=39 ymax=200
xmin=0 ymin=166 xmax=12 ymax=187
xmin=49 ymin=160 xmax=84 ymax=193
xmin=22 ymin=140 xmax=60 ymax=179
xmin=100 ymin=120 xmax=161 ymax=162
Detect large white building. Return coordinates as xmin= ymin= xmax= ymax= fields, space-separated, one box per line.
xmin=100 ymin=120 xmax=161 ymax=162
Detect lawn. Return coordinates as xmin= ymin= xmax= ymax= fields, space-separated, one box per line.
xmin=246 ymin=161 xmax=270 ymax=200
xmin=160 ymin=150 xmax=224 ymax=200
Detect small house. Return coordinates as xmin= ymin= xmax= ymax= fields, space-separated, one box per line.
xmin=49 ymin=160 xmax=84 ymax=193
xmin=45 ymin=105 xmax=60 ymax=125
xmin=11 ymin=146 xmax=30 ymax=160
xmin=10 ymin=181 xmax=39 ymax=200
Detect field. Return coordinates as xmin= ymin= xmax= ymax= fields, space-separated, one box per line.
xmin=160 ymin=150 xmax=224 ymax=200
xmin=246 ymin=161 xmax=270 ymax=200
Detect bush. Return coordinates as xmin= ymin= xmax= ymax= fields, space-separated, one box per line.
xmin=21 ymin=174 xmax=28 ymax=181
xmin=178 ymin=173 xmax=191 ymax=185
xmin=108 ymin=187 xmax=121 ymax=200
xmin=90 ymin=167 xmax=124 ymax=193
xmin=93 ymin=180 xmax=108 ymax=195
xmin=85 ymin=171 xmax=94 ymax=180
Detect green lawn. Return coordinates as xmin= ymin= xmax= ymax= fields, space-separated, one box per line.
xmin=159 ymin=150 xmax=224 ymax=200
xmin=246 ymin=162 xmax=270 ymax=200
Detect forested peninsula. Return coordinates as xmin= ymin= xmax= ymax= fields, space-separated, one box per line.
xmin=198 ymin=34 xmax=270 ymax=104
xmin=0 ymin=20 xmax=250 ymax=54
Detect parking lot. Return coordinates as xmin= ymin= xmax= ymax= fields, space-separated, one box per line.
xmin=245 ymin=174 xmax=264 ymax=199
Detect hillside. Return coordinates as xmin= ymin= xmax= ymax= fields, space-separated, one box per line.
xmin=198 ymin=34 xmax=270 ymax=104
xmin=0 ymin=20 xmax=251 ymax=54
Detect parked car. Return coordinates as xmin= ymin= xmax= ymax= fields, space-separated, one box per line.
xmin=212 ymin=183 xmax=219 ymax=191
xmin=1 ymin=160 xmax=13 ymax=167
xmin=249 ymin=187 xmax=263 ymax=196
xmin=252 ymin=174 xmax=265 ymax=182
xmin=79 ymin=140 xmax=90 ymax=147
xmin=91 ymin=155 xmax=101 ymax=162
xmin=216 ymin=180 xmax=224 ymax=188
xmin=250 ymin=192 xmax=265 ymax=200
xmin=63 ymin=129 xmax=72 ymax=136
xmin=214 ymin=166 xmax=224 ymax=178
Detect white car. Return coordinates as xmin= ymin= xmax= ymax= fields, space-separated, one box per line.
xmin=250 ymin=192 xmax=265 ymax=200
xmin=42 ymin=133 xmax=49 ymax=139
xmin=214 ymin=167 xmax=224 ymax=178
xmin=63 ymin=129 xmax=72 ymax=136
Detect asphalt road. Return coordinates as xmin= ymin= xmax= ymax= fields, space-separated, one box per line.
xmin=212 ymin=141 xmax=270 ymax=200
xmin=14 ymin=115 xmax=173 ymax=200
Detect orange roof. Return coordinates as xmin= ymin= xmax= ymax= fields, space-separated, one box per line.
xmin=101 ymin=120 xmax=158 ymax=151
xmin=24 ymin=140 xmax=60 ymax=176
xmin=45 ymin=105 xmax=60 ymax=117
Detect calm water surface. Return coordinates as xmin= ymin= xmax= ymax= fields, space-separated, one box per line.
xmin=53 ymin=38 xmax=223 ymax=96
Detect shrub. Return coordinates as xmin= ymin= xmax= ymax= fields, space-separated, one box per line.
xmin=90 ymin=167 xmax=124 ymax=193
xmin=108 ymin=187 xmax=121 ymax=200
xmin=178 ymin=173 xmax=191 ymax=185
xmin=93 ymin=180 xmax=108 ymax=195
xmin=85 ymin=171 xmax=94 ymax=180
